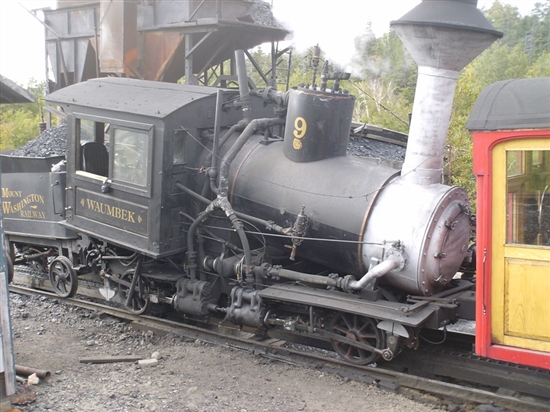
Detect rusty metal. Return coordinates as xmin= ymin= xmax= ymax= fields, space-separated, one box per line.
xmin=14 ymin=365 xmax=51 ymax=380
xmin=42 ymin=0 xmax=289 ymax=92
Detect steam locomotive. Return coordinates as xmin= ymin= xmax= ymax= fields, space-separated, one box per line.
xmin=0 ymin=1 xmax=515 ymax=365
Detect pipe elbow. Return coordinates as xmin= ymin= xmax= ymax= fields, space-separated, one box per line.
xmin=349 ymin=258 xmax=399 ymax=291
xmin=349 ymin=245 xmax=408 ymax=291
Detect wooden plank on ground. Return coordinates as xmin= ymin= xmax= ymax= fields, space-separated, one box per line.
xmin=79 ymin=355 xmax=143 ymax=364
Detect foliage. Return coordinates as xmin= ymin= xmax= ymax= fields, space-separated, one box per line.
xmin=0 ymin=79 xmax=47 ymax=151
xmin=353 ymin=26 xmax=417 ymax=103
xmin=349 ymin=0 xmax=550 ymax=211
xmin=527 ymin=51 xmax=550 ymax=76
xmin=348 ymin=78 xmax=410 ymax=133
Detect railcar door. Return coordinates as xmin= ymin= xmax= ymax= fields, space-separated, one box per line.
xmin=65 ymin=116 xmax=153 ymax=253
xmin=491 ymin=138 xmax=550 ymax=353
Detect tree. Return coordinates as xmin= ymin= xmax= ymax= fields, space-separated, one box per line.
xmin=446 ymin=68 xmax=479 ymax=209
xmin=352 ymin=28 xmax=417 ymax=103
xmin=525 ymin=1 xmax=550 ymax=59
xmin=482 ymin=1 xmax=522 ymax=46
xmin=527 ymin=51 xmax=550 ymax=76
xmin=348 ymin=78 xmax=410 ymax=133
xmin=0 ymin=79 xmax=46 ymax=151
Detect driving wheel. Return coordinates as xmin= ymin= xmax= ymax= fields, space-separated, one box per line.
xmin=49 ymin=256 xmax=78 ymax=298
xmin=329 ymin=313 xmax=385 ymax=365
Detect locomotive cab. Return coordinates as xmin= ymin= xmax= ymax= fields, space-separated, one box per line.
xmin=46 ymin=78 xmax=269 ymax=258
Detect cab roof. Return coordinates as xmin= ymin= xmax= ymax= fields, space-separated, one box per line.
xmin=466 ymin=77 xmax=550 ymax=131
xmin=46 ymin=78 xmax=220 ymax=119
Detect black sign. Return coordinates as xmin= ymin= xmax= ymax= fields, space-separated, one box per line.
xmin=76 ymin=188 xmax=148 ymax=236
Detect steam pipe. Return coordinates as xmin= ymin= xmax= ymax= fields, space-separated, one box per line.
xmin=259 ymin=244 xmax=407 ymax=295
xmin=185 ymin=201 xmax=253 ymax=286
xmin=216 ymin=117 xmax=284 ymax=287
xmin=218 ymin=117 xmax=285 ymax=197
xmin=187 ymin=119 xmax=283 ymax=285
xmin=203 ymin=121 xmax=247 ymax=196
xmin=186 ymin=201 xmax=219 ymax=281
xmin=256 ymin=265 xmax=340 ymax=288
xmin=177 ymin=182 xmax=289 ymax=235
xmin=254 ymin=258 xmax=402 ymax=293
xmin=348 ymin=257 xmax=400 ymax=291
xmin=124 ymin=257 xmax=142 ymax=308
xmin=274 ymin=268 xmax=338 ymax=287
xmin=235 ymin=49 xmax=252 ymax=122
xmin=192 ymin=51 xmax=285 ymax=286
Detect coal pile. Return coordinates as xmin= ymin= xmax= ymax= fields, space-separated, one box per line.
xmin=347 ymin=135 xmax=406 ymax=162
xmin=11 ymin=124 xmax=67 ymax=158
xmin=242 ymin=0 xmax=280 ymax=26
xmin=8 ymin=123 xmax=405 ymax=164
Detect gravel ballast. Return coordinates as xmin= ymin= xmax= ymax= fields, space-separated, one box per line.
xmin=6 ymin=293 xmax=457 ymax=412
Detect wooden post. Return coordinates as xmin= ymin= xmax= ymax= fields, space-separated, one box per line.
xmin=0 ymin=162 xmax=17 ymax=398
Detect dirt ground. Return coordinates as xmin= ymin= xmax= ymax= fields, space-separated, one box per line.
xmin=5 ymin=292 xmax=471 ymax=412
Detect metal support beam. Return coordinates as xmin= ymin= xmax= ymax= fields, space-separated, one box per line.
xmin=184 ymin=34 xmax=198 ymax=85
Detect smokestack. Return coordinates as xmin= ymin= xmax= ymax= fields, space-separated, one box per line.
xmin=391 ymin=0 xmax=502 ymax=185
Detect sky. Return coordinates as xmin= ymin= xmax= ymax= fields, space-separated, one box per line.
xmin=0 ymin=0 xmax=542 ymax=86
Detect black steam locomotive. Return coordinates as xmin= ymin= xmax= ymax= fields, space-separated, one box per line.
xmin=1 ymin=1 xmax=502 ymax=365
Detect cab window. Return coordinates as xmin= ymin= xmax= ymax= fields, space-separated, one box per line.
xmin=113 ymin=128 xmax=149 ymax=186
xmin=75 ymin=116 xmax=152 ymax=192
xmin=76 ymin=118 xmax=109 ymax=178
xmin=173 ymin=130 xmax=186 ymax=164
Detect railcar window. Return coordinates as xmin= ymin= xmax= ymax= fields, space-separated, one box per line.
xmin=506 ymin=149 xmax=550 ymax=246
xmin=506 ymin=151 xmax=522 ymax=176
xmin=113 ymin=128 xmax=149 ymax=186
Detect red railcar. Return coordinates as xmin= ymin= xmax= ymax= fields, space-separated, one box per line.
xmin=468 ymin=77 xmax=550 ymax=370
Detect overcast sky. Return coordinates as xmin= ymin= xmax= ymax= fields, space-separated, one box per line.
xmin=0 ymin=0 xmax=541 ymax=86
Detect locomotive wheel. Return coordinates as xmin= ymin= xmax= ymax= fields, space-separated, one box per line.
xmin=119 ymin=270 xmax=152 ymax=315
xmin=49 ymin=256 xmax=78 ymax=298
xmin=329 ymin=313 xmax=384 ymax=365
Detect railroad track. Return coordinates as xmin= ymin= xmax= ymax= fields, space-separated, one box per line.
xmin=8 ymin=281 xmax=550 ymax=412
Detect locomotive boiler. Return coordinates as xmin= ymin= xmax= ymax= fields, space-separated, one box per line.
xmin=2 ymin=0 xmax=502 ymax=364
